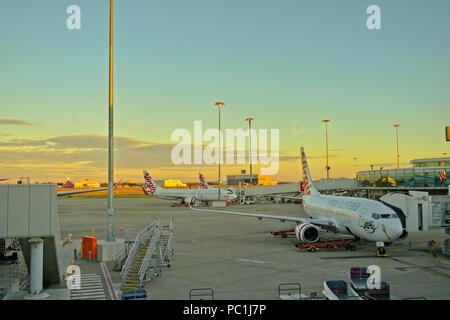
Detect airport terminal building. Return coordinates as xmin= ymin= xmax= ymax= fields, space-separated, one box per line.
xmin=357 ymin=157 xmax=449 ymax=191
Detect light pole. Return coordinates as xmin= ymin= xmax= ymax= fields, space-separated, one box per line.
xmin=321 ymin=118 xmax=331 ymax=180
xmin=245 ymin=117 xmax=254 ymax=185
xmin=215 ymin=101 xmax=225 ymax=200
xmin=106 ymin=0 xmax=115 ymax=242
xmin=393 ymin=124 xmax=400 ymax=169
xmin=353 ymin=157 xmax=358 ymax=177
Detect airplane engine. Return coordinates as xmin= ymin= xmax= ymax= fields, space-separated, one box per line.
xmin=295 ymin=223 xmax=320 ymax=243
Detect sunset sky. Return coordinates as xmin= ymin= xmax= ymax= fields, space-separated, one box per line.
xmin=1 ymin=0 xmax=449 ymax=183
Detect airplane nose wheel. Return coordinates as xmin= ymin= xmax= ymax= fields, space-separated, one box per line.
xmin=376 ymin=241 xmax=389 ymax=257
xmin=377 ymin=247 xmax=387 ymax=257
xmin=191 ymin=197 xmax=200 ymax=207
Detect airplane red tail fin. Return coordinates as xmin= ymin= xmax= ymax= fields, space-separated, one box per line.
xmin=143 ymin=169 xmax=158 ymax=194
xmin=198 ymin=172 xmax=209 ymax=189
xmin=300 ymin=147 xmax=319 ymax=196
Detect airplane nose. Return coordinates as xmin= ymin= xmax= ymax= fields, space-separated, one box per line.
xmin=385 ymin=221 xmax=403 ymax=241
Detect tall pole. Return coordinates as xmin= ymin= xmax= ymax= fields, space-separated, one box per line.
xmin=394 ymin=124 xmax=400 ymax=169
xmin=107 ymin=0 xmax=114 ymax=242
xmin=245 ymin=117 xmax=254 ymax=185
xmin=215 ymin=102 xmax=225 ymax=200
xmin=321 ymin=119 xmax=330 ymax=180
xmin=219 ymin=106 xmax=221 ymax=198
xmin=353 ymin=157 xmax=357 ymax=177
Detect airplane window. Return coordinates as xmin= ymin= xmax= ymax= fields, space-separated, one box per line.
xmin=372 ymin=213 xmax=380 ymax=220
xmin=381 ymin=214 xmax=390 ymax=219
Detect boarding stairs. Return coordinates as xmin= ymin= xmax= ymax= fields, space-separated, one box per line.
xmin=161 ymin=218 xmax=174 ymax=267
xmin=120 ymin=220 xmax=174 ymax=294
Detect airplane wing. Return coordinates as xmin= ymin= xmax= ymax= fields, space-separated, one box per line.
xmin=0 ymin=178 xmax=9 ymax=181
xmin=188 ymin=205 xmax=337 ymax=231
xmin=57 ymin=187 xmax=108 ymax=196
xmin=331 ymin=191 xmax=347 ymax=196
xmin=57 ymin=180 xmax=121 ymax=196
xmin=266 ymin=194 xmax=303 ymax=201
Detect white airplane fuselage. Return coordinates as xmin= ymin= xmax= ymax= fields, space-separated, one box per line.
xmin=303 ymin=194 xmax=404 ymax=243
xmin=152 ymin=187 xmax=236 ymax=202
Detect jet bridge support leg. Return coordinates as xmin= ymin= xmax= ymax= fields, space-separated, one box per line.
xmin=25 ymin=238 xmax=49 ymax=299
xmin=29 ymin=238 xmax=44 ymax=294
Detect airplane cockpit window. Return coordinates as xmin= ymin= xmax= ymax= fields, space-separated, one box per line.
xmin=372 ymin=213 xmax=398 ymax=219
xmin=226 ymin=189 xmax=233 ymax=194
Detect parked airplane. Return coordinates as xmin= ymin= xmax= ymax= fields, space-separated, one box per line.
xmin=142 ymin=170 xmax=237 ymax=204
xmin=189 ymin=147 xmax=406 ymax=255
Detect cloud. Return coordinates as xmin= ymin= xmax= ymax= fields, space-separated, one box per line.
xmin=0 ymin=134 xmax=308 ymax=181
xmin=0 ymin=119 xmax=33 ymax=126
xmin=307 ymin=154 xmax=339 ymax=160
xmin=0 ymin=134 xmax=175 ymax=179
xmin=278 ymin=155 xmax=299 ymax=162
xmin=276 ymin=153 xmax=340 ymax=162
xmin=0 ymin=135 xmax=153 ymax=149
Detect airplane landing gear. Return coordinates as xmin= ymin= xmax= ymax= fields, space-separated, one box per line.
xmin=376 ymin=242 xmax=389 ymax=257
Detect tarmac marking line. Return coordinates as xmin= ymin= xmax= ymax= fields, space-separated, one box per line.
xmin=391 ymin=258 xmax=450 ymax=279
xmin=71 ymin=291 xmax=106 ymax=297
xmin=100 ymin=262 xmax=119 ymax=300
xmin=69 ymin=272 xmax=108 ymax=300
xmin=71 ymin=295 xmax=107 ymax=300
xmin=71 ymin=289 xmax=106 ymax=293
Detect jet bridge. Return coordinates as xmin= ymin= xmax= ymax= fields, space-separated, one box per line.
xmin=0 ymin=184 xmax=61 ymax=297
xmin=380 ymin=191 xmax=450 ymax=233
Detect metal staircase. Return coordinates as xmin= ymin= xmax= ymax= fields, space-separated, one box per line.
xmin=161 ymin=218 xmax=174 ymax=267
xmin=120 ymin=219 xmax=174 ymax=296
xmin=139 ymin=228 xmax=161 ymax=283
xmin=122 ymin=240 xmax=150 ymax=291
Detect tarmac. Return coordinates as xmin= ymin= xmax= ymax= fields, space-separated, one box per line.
xmin=55 ymin=197 xmax=450 ymax=300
